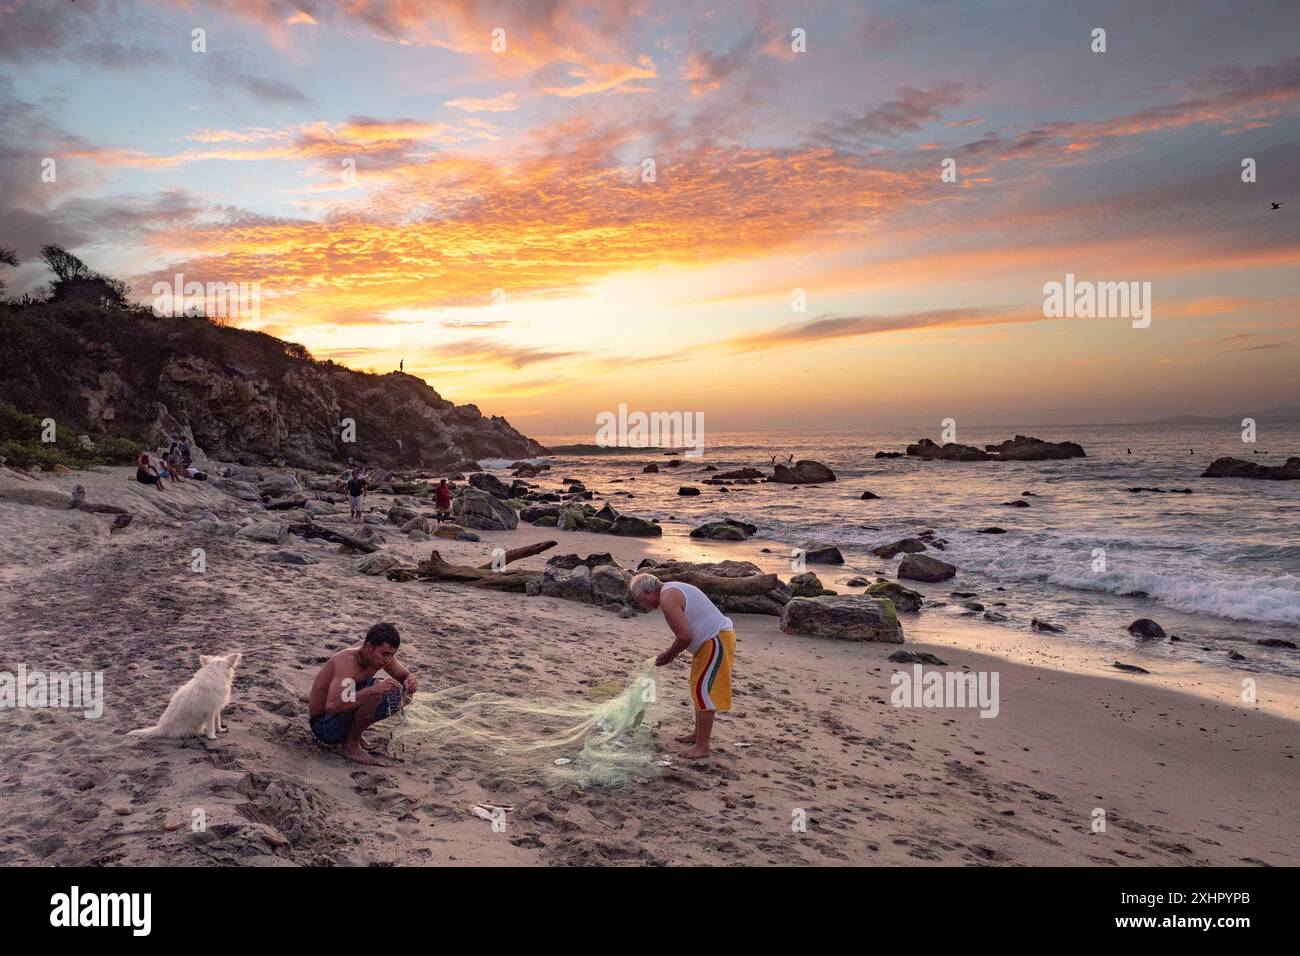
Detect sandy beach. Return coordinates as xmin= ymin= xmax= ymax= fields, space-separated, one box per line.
xmin=1 ymin=463 xmax=1295 ymax=867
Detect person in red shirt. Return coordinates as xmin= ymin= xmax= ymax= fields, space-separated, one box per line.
xmin=435 ymin=479 xmax=452 ymax=521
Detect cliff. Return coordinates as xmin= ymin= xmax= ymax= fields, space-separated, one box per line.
xmin=0 ymin=299 xmax=546 ymax=470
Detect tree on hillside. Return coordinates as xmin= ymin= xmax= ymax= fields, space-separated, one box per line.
xmin=0 ymin=245 xmax=17 ymax=298
xmin=39 ymin=245 xmax=94 ymax=283
xmin=38 ymin=245 xmax=129 ymax=308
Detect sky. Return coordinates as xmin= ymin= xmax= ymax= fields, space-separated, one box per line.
xmin=1 ymin=0 xmax=1298 ymax=436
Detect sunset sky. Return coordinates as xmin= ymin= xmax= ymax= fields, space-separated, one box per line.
xmin=2 ymin=0 xmax=1298 ymax=434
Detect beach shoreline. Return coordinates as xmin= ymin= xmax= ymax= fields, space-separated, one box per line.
xmin=1 ymin=464 xmax=1296 ymax=866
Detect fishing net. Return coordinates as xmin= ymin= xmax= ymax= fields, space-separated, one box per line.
xmin=386 ymin=658 xmax=663 ymax=790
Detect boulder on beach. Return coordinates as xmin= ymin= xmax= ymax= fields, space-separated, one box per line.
xmin=690 ymin=518 xmax=757 ymax=541
xmin=387 ymin=504 xmax=418 ymax=525
xmin=609 ymin=515 xmax=662 ymax=537
xmin=452 ymin=488 xmax=518 ymax=531
xmin=798 ymin=541 xmax=844 ymax=565
xmin=789 ymin=571 xmax=834 ymax=598
xmin=771 ymin=460 xmax=836 ymax=484
xmin=234 ymin=521 xmax=287 ymax=544
xmin=521 ymin=504 xmax=560 ymax=523
xmin=1201 ymin=457 xmax=1300 ymax=480
xmin=780 ymin=595 xmax=904 ymax=643
xmin=642 ymin=559 xmax=791 ymax=615
xmin=1127 ymin=618 xmax=1166 ymax=642
xmin=866 ymin=580 xmax=923 ymax=612
xmin=468 ymin=472 xmax=513 ymax=499
xmin=873 ymin=537 xmax=926 ymax=559
xmin=897 ymin=552 xmax=956 ymax=582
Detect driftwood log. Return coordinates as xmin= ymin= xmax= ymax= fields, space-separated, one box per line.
xmin=647 ymin=569 xmax=780 ymax=597
xmin=388 ymin=541 xmax=558 ymax=589
xmin=286 ymin=522 xmax=378 ymax=553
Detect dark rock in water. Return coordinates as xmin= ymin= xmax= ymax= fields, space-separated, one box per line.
xmin=983 ymin=435 xmax=1086 ymax=460
xmin=983 ymin=611 xmax=1008 ymax=622
xmin=1003 ymin=499 xmax=1030 ymax=508
xmin=780 ymin=596 xmax=904 ymax=643
xmin=666 ymin=459 xmax=682 ymax=468
xmin=897 ymin=553 xmax=956 ymax=583
xmin=468 ymin=471 xmax=513 ymax=500
xmin=875 ymin=451 xmax=903 ymax=459
xmin=873 ymin=537 xmax=926 ymax=559
xmin=976 ymin=527 xmax=1007 ymax=534
xmin=951 ymin=591 xmax=976 ymax=598
xmin=906 ymin=438 xmax=990 ymax=461
xmin=860 ymin=491 xmax=880 ymax=500
xmin=642 ymin=463 xmax=659 ymax=473
xmin=716 ymin=467 xmax=764 ymax=480
xmin=702 ymin=465 xmax=718 ymax=472
xmin=690 ymin=518 xmax=757 ymax=541
xmin=1031 ymin=618 xmax=1064 ymax=633
xmin=1257 ymin=638 xmax=1298 ymax=649
xmin=961 ymin=601 xmax=985 ymax=612
xmin=1127 ymin=618 xmax=1166 ymax=642
xmin=677 ymin=486 xmax=701 ymax=496
xmin=593 ymin=503 xmax=619 ymax=522
xmin=799 ymin=541 xmax=844 ymax=565
xmin=771 ymin=460 xmax=836 ymax=484
xmin=1201 ymin=457 xmax=1300 ymax=480
xmin=845 ymin=575 xmax=870 ymax=586
xmin=866 ymin=580 xmax=923 ymax=612
xmin=1112 ymin=661 xmax=1150 ymax=674
xmin=789 ymin=571 xmax=835 ymax=598
xmin=1228 ymin=650 xmax=1247 ymax=661
xmin=1127 ymin=486 xmax=1192 ymax=494
xmin=609 ymin=515 xmax=662 ymax=537
xmin=1021 ymin=491 xmax=1038 ymax=497
xmin=888 ymin=650 xmax=946 ymax=666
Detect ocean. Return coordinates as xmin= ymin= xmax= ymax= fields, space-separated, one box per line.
xmin=501 ymin=424 xmax=1300 ymax=678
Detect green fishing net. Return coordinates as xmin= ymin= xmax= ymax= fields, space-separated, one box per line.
xmin=386 ymin=658 xmax=663 ymax=790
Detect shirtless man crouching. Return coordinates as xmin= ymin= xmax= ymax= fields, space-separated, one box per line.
xmin=308 ymin=622 xmax=418 ymax=764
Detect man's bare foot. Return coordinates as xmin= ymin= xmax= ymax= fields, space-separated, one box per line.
xmin=341 ymin=744 xmax=379 ymax=765
xmin=675 ymin=734 xmax=697 ymax=744
xmin=679 ymin=744 xmax=710 ymax=760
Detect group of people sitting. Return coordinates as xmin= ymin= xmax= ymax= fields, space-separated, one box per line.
xmin=134 ymin=435 xmax=207 ymax=490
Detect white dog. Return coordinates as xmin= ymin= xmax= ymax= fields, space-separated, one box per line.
xmin=128 ymin=652 xmax=241 ymax=740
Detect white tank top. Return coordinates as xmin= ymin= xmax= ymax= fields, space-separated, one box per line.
xmin=662 ymin=581 xmax=734 ymax=652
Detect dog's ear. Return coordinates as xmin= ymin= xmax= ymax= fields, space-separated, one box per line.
xmin=199 ymin=654 xmax=214 ymax=666
xmin=225 ymin=652 xmax=242 ymax=668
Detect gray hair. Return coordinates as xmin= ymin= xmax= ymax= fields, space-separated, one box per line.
xmin=627 ymin=573 xmax=663 ymax=603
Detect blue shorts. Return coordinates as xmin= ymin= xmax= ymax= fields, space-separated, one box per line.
xmin=309 ymin=677 xmax=402 ymax=744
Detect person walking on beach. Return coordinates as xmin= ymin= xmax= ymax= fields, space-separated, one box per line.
xmin=307 ymin=623 xmax=418 ymax=765
xmin=628 ymin=574 xmax=736 ymax=760
xmin=344 ymin=469 xmax=367 ymax=524
xmin=435 ymin=478 xmax=452 ymax=522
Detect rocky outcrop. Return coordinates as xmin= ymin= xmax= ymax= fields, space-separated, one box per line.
xmin=798 ymin=541 xmax=844 ymax=565
xmin=983 ymin=435 xmax=1086 ymax=460
xmin=1201 ymin=457 xmax=1300 ymax=480
xmin=0 ymin=302 xmax=545 ymax=471
xmin=468 ymin=472 xmax=513 ymax=499
xmin=897 ymin=552 xmax=956 ymax=582
xmin=789 ymin=572 xmax=835 ymax=598
xmin=780 ymin=596 xmax=904 ymax=643
xmin=873 ymin=537 xmax=926 ymax=559
xmin=904 ymin=435 xmax=1086 ymax=462
xmin=609 ymin=515 xmax=662 ymax=537
xmin=641 ymin=559 xmax=791 ymax=616
xmin=771 ymin=460 xmax=836 ymax=484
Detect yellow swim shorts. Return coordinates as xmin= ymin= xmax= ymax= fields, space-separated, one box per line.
xmin=689 ymin=629 xmax=735 ymax=712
